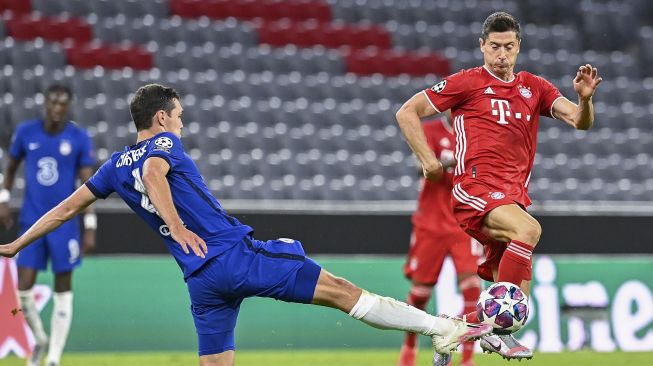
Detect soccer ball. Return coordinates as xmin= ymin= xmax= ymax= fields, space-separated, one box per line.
xmin=476 ymin=282 xmax=529 ymax=335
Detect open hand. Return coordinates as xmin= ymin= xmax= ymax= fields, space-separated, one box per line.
xmin=170 ymin=226 xmax=208 ymax=258
xmin=573 ymin=64 xmax=602 ymax=100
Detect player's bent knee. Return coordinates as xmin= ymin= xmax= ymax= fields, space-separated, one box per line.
xmin=518 ymin=220 xmax=542 ymax=246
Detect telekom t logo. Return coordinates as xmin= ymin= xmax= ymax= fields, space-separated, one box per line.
xmin=491 ymin=99 xmax=511 ymax=125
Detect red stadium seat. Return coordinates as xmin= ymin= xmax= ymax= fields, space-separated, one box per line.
xmin=125 ymin=48 xmax=154 ymax=70
xmin=5 ymin=17 xmax=40 ymax=40
xmin=256 ymin=20 xmax=391 ymax=50
xmin=65 ymin=43 xmax=153 ymax=70
xmin=345 ymin=49 xmax=450 ymax=77
xmin=171 ymin=0 xmax=331 ymax=22
xmin=254 ymin=0 xmax=331 ymax=22
xmin=170 ymin=0 xmax=205 ymax=19
xmin=7 ymin=16 xmax=93 ymax=43
xmin=257 ymin=21 xmax=293 ymax=47
xmin=301 ymin=0 xmax=331 ymax=22
xmin=100 ymin=46 xmax=130 ymax=69
xmin=64 ymin=18 xmax=93 ymax=43
xmin=65 ymin=44 xmax=102 ymax=69
xmin=347 ymin=25 xmax=392 ymax=49
xmin=0 ymin=0 xmax=31 ymax=14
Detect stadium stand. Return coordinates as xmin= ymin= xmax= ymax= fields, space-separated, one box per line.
xmin=0 ymin=0 xmax=651 ymax=203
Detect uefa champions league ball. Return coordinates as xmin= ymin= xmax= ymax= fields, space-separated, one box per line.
xmin=476 ymin=281 xmax=529 ymax=335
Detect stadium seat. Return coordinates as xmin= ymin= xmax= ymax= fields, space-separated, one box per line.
xmin=0 ymin=0 xmax=31 ymax=14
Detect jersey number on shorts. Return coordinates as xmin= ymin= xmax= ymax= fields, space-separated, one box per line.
xmin=37 ymin=156 xmax=59 ymax=186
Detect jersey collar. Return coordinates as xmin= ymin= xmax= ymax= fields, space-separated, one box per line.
xmin=482 ymin=65 xmax=516 ymax=83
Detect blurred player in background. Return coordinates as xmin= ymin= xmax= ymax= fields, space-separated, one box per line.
xmin=398 ymin=113 xmax=483 ymax=366
xmin=0 ymin=85 xmax=96 ymax=366
xmin=396 ymin=11 xmax=602 ymax=362
xmin=0 ymin=84 xmax=492 ymax=366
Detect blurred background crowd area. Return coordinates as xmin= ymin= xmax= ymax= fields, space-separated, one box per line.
xmin=0 ymin=0 xmax=651 ymax=203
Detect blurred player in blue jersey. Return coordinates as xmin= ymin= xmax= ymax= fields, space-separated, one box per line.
xmin=0 ymin=85 xmax=96 ymax=366
xmin=0 ymin=84 xmax=491 ymax=366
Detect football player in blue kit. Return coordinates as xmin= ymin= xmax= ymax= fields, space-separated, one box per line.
xmin=0 ymin=85 xmax=96 ymax=366
xmin=0 ymin=84 xmax=491 ymax=366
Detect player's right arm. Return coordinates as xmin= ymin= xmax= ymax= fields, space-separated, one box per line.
xmin=0 ymin=124 xmax=27 ymax=229
xmin=396 ymin=92 xmax=442 ymax=181
xmin=0 ymin=157 xmax=20 ymax=229
xmin=141 ymin=156 xmax=207 ymax=258
xmin=0 ymin=185 xmax=97 ymax=257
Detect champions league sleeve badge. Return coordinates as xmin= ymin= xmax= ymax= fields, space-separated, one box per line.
xmin=431 ymin=80 xmax=447 ymax=93
xmin=153 ymin=136 xmax=174 ymax=152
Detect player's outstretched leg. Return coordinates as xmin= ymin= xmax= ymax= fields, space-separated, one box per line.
xmin=311 ymin=269 xmax=492 ymax=355
xmin=397 ymin=283 xmax=432 ymax=366
xmin=475 ymin=204 xmax=539 ymax=360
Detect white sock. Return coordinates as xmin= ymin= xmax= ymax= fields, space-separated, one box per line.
xmin=46 ymin=291 xmax=73 ymax=364
xmin=348 ymin=290 xmax=455 ymax=336
xmin=18 ymin=290 xmax=48 ymax=344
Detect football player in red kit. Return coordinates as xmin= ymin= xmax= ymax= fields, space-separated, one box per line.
xmin=396 ymin=12 xmax=602 ymax=362
xmin=397 ymin=115 xmax=483 ymax=366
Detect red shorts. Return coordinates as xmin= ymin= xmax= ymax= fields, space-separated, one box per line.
xmin=403 ymin=226 xmax=483 ymax=285
xmin=451 ymin=180 xmax=524 ymax=282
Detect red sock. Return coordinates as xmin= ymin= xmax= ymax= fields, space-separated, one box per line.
xmin=403 ymin=284 xmax=431 ymax=348
xmin=463 ymin=310 xmax=480 ymax=324
xmin=497 ymin=240 xmax=533 ymax=285
xmin=460 ymin=277 xmax=481 ymax=363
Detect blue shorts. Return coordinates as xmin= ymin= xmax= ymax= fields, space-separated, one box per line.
xmin=186 ymin=236 xmax=321 ymax=356
xmin=16 ymin=220 xmax=81 ymax=273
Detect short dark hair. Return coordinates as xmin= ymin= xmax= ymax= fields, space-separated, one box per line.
xmin=45 ymin=84 xmax=73 ymax=99
xmin=481 ymin=12 xmax=521 ymax=41
xmin=129 ymin=84 xmax=180 ymax=131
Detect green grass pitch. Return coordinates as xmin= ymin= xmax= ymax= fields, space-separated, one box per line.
xmin=1 ymin=350 xmax=652 ymax=366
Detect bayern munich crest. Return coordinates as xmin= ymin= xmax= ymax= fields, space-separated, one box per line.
xmin=490 ymin=192 xmax=505 ymax=200
xmin=519 ymin=86 xmax=532 ymax=99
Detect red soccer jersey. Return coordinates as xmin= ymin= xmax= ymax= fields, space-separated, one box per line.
xmin=411 ymin=118 xmax=462 ymax=234
xmin=423 ymin=66 xmax=563 ymax=207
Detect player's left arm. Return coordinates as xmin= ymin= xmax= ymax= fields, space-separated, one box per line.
xmin=78 ymin=166 xmax=97 ymax=253
xmin=0 ymin=186 xmax=97 ymax=258
xmin=142 ymin=156 xmax=208 ymax=258
xmin=552 ymin=64 xmax=603 ymax=130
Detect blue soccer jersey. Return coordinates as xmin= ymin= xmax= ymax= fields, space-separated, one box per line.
xmin=9 ymin=120 xmax=95 ymax=225
xmin=85 ymin=132 xmax=253 ymax=278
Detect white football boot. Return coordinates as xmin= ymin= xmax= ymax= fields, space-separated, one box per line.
xmin=480 ymin=333 xmax=533 ymax=360
xmin=432 ymin=351 xmax=452 ymax=366
xmin=431 ymin=315 xmax=492 ymax=366
xmin=27 ymin=337 xmax=48 ymax=366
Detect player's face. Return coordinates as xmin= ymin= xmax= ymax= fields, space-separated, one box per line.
xmin=45 ymin=92 xmax=71 ymax=125
xmin=162 ymin=99 xmax=183 ymax=138
xmin=479 ymin=31 xmax=520 ymax=76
